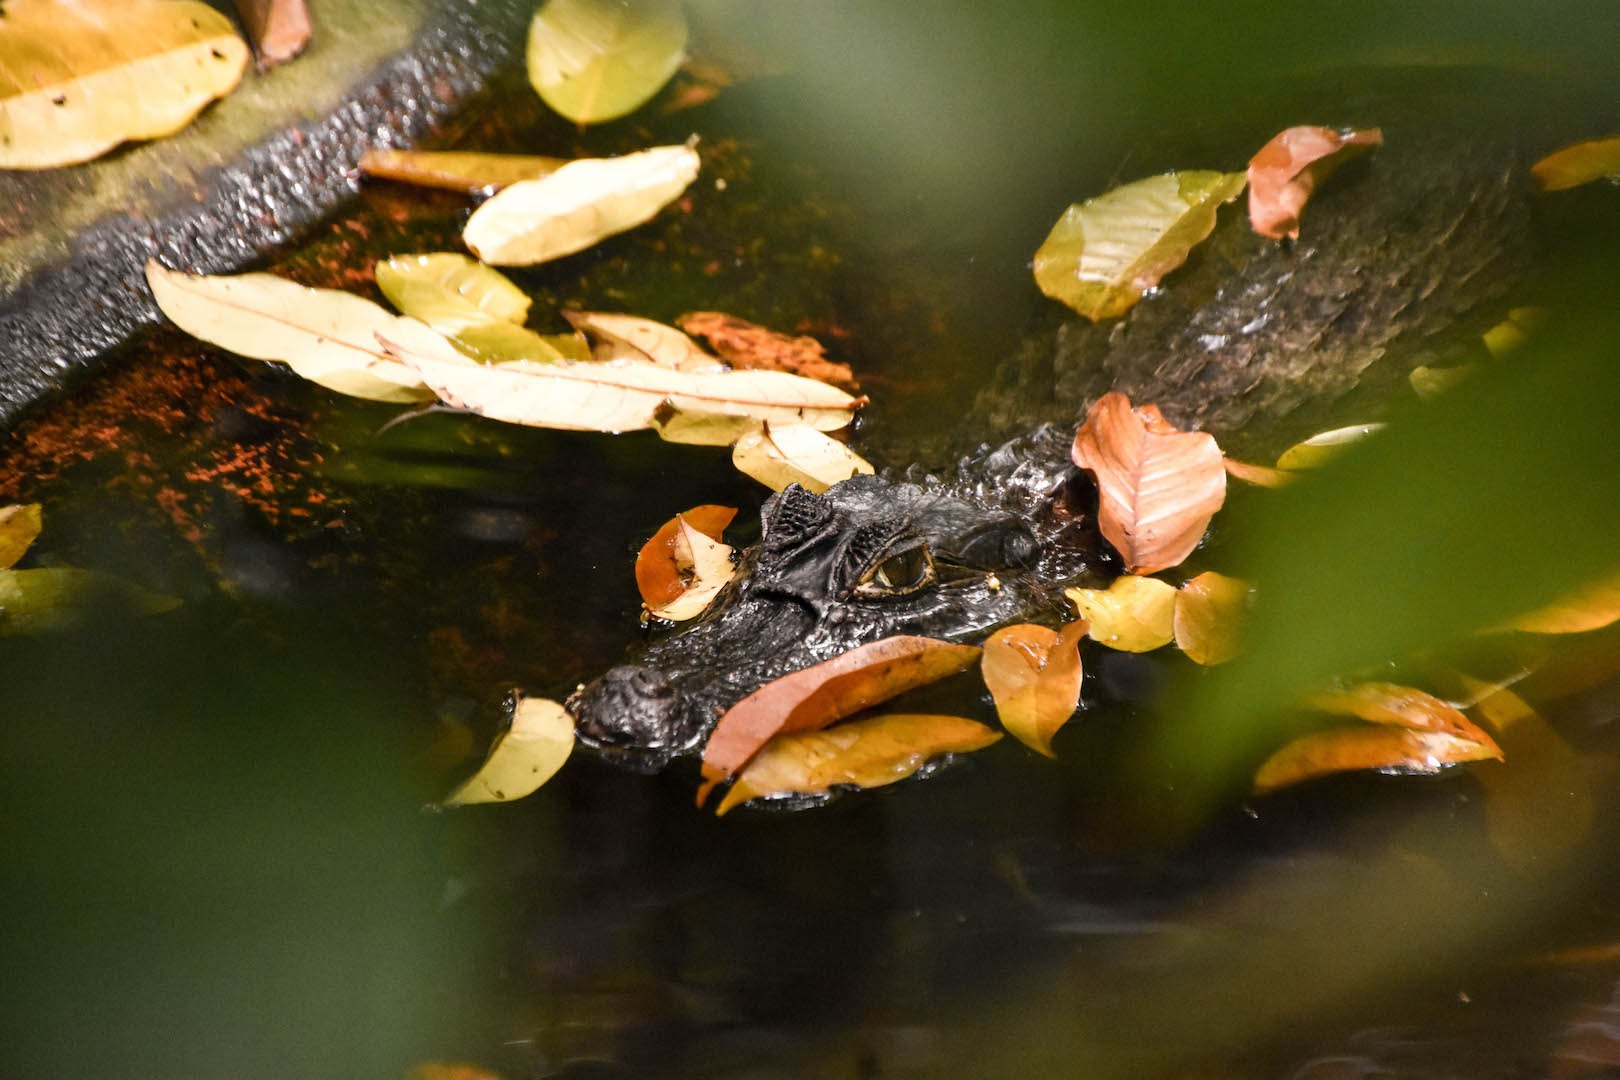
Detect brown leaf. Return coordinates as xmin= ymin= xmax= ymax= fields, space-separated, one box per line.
xmin=981 ymin=621 xmax=1087 ymax=757
xmin=1497 ymin=571 xmax=1620 ymax=635
xmin=1173 ymin=571 xmax=1251 ymax=666
xmin=715 ymin=713 xmax=1001 ymax=815
xmin=1253 ymin=724 xmax=1502 ymax=794
xmin=0 ymin=502 xmax=43 ymax=570
xmin=358 ymin=149 xmax=568 ymax=195
xmin=231 ymin=0 xmax=311 ymax=69
xmin=634 ymin=505 xmax=736 ymax=612
xmin=698 ymin=636 xmax=982 ymax=804
xmin=677 ymin=311 xmax=857 ymax=389
xmin=1070 ymin=392 xmax=1226 ymax=574
xmin=1531 ymin=135 xmax=1620 ymax=191
xmin=1247 ymin=126 xmax=1383 ymax=241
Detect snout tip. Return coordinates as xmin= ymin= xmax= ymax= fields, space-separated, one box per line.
xmin=566 ymin=664 xmax=699 ymax=771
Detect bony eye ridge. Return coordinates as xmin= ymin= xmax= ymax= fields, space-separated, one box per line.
xmin=853 ymin=543 xmax=936 ymax=598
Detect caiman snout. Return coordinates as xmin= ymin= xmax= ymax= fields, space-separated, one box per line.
xmin=567 ymin=664 xmax=699 ymax=772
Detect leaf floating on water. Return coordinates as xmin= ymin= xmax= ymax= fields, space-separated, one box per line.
xmin=1247 ymin=126 xmax=1383 ymax=241
xmin=563 ymin=310 xmax=721 ymax=371
xmin=0 ymin=568 xmax=179 ymax=636
xmin=358 ymin=149 xmax=569 ymax=194
xmin=980 ymin=621 xmax=1087 ymax=757
xmin=0 ymin=503 xmax=43 ymax=569
xmin=0 ymin=0 xmax=249 ymax=169
xmin=376 ymin=254 xmax=566 ymax=366
xmin=650 ymin=404 xmax=762 ymax=447
xmin=441 ymin=696 xmax=574 ymax=807
xmin=1064 ymin=575 xmax=1177 ymax=653
xmin=463 ymin=143 xmax=701 ymax=266
xmin=1253 ymin=723 xmax=1502 ymax=795
xmin=1033 ymin=170 xmax=1246 ymax=321
xmin=1496 ymin=571 xmax=1620 ymax=635
xmin=677 ymin=311 xmax=857 ymax=389
xmin=146 ymin=261 xmax=434 ymax=403
xmin=732 ymin=423 xmax=874 ymax=493
xmin=408 ymin=1063 xmax=504 ymax=1080
xmin=635 ymin=505 xmax=735 ymax=608
xmin=636 ymin=510 xmax=736 ymax=621
xmin=1408 ymin=364 xmax=1477 ymax=401
xmin=231 ymin=0 xmax=311 ymax=70
xmin=1274 ymin=423 xmax=1384 ymax=470
xmin=1222 ymin=457 xmax=1294 ymax=488
xmin=528 ymin=0 xmax=688 ymax=125
xmin=1071 ymin=392 xmax=1226 ymax=574
xmin=1305 ymin=682 xmax=1501 ymax=749
xmin=699 ymin=635 xmax=983 ymax=804
xmin=1531 ymin=135 xmax=1620 ymax=192
xmin=715 ymin=713 xmax=1001 ymax=816
xmin=1173 ymin=571 xmax=1251 ymax=666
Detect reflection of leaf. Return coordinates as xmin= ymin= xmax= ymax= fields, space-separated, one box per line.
xmin=981 ymin=621 xmax=1087 ymax=757
xmin=1498 ymin=572 xmax=1620 ymax=635
xmin=0 ymin=568 xmax=180 ymax=636
xmin=1033 ymin=171 xmax=1246 ymax=321
xmin=1274 ymin=423 xmax=1384 ymax=470
xmin=699 ymin=636 xmax=982 ymax=803
xmin=376 ymin=254 xmax=566 ymax=366
xmin=0 ymin=503 xmax=43 ymax=569
xmin=636 ymin=510 xmax=736 ymax=621
xmin=1065 ymin=575 xmax=1176 ymax=653
xmin=732 ymin=423 xmax=874 ymax=492
xmin=383 ymin=325 xmax=865 ymax=434
xmin=678 ymin=311 xmax=857 ymax=389
xmin=563 ymin=310 xmax=721 ymax=371
xmin=408 ymin=1063 xmax=503 ymax=1080
xmin=1483 ymin=307 xmax=1547 ymax=359
xmin=1071 ymin=392 xmax=1226 ymax=574
xmin=635 ymin=505 xmax=735 ymax=608
xmin=463 ymin=144 xmax=701 ymax=266
xmin=716 ymin=713 xmax=1000 ymax=816
xmin=1247 ymin=126 xmax=1382 ymax=241
xmin=1253 ymin=724 xmax=1501 ymax=794
xmin=441 ymin=696 xmax=574 ymax=807
xmin=1174 ymin=571 xmax=1251 ymax=666
xmin=1408 ymin=364 xmax=1477 ymax=401
xmin=359 ymin=149 xmax=567 ymax=194
xmin=146 ymin=261 xmax=434 ymax=403
xmin=1531 ymin=136 xmax=1620 ymax=192
xmin=527 ymin=0 xmax=687 ymax=125
xmin=0 ymin=0 xmax=249 ymax=168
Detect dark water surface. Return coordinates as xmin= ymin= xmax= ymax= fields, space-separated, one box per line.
xmin=4 ymin=4 xmax=1620 ymax=1077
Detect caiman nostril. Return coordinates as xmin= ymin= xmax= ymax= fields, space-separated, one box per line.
xmin=630 ymin=669 xmax=674 ymax=699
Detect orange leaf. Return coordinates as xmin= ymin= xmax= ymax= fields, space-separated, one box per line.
xmin=1498 ymin=571 xmax=1620 ymax=635
xmin=715 ymin=713 xmax=1001 ymax=815
xmin=981 ymin=620 xmax=1087 ymax=757
xmin=1247 ymin=126 xmax=1383 ymax=241
xmin=677 ymin=311 xmax=857 ymax=390
xmin=634 ymin=505 xmax=736 ymax=609
xmin=1254 ymin=723 xmax=1502 ymax=794
xmin=1173 ymin=571 xmax=1252 ymax=666
xmin=1070 ymin=392 xmax=1226 ymax=574
xmin=1304 ymin=682 xmax=1504 ymax=751
xmin=698 ymin=635 xmax=982 ymax=804
xmin=1531 ymin=135 xmax=1620 ymax=191
xmin=1222 ymin=457 xmax=1294 ymax=488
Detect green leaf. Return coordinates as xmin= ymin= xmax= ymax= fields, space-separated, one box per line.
xmin=375 ymin=254 xmax=566 ymax=366
xmin=527 ymin=0 xmax=688 ymax=125
xmin=0 ymin=503 xmax=43 ymax=569
xmin=358 ymin=149 xmax=569 ymax=194
xmin=0 ymin=568 xmax=180 ymax=636
xmin=1033 ymin=170 xmax=1247 ymax=321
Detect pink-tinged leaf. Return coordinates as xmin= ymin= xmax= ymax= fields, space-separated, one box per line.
xmin=981 ymin=620 xmax=1087 ymax=757
xmin=1247 ymin=126 xmax=1383 ymax=241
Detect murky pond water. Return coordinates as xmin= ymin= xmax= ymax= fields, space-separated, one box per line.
xmin=5 ymin=5 xmax=1620 ymax=1078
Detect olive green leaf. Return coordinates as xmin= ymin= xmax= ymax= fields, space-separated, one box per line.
xmin=527 ymin=0 xmax=687 ymax=125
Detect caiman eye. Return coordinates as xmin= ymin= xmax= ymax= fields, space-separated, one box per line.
xmin=854 ymin=543 xmax=936 ymax=598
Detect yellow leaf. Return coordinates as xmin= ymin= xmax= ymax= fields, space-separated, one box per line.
xmin=1253 ymin=724 xmax=1502 ymax=794
xmin=980 ymin=621 xmax=1087 ymax=757
xmin=0 ymin=503 xmax=43 ymax=569
xmin=716 ymin=713 xmax=1001 ymax=816
xmin=1481 ymin=306 xmax=1548 ymax=359
xmin=1498 ymin=571 xmax=1620 ymax=635
xmin=0 ymin=0 xmax=248 ymax=168
xmin=1305 ymin=681 xmax=1496 ymax=742
xmin=1222 ymin=457 xmax=1295 ymax=487
xmin=647 ymin=517 xmax=736 ymax=622
xmin=1173 ymin=571 xmax=1251 ymax=666
xmin=441 ymin=696 xmax=574 ymax=807
xmin=463 ymin=143 xmax=701 ymax=266
xmin=359 ymin=149 xmax=567 ymax=194
xmin=650 ymin=405 xmax=763 ymax=446
xmin=1531 ymin=136 xmax=1620 ymax=192
xmin=1408 ymin=363 xmax=1477 ymax=401
xmin=1064 ymin=575 xmax=1176 ymax=652
xmin=1033 ymin=170 xmax=1246 ymax=321
xmin=375 ymin=254 xmax=566 ymax=366
xmin=0 ymin=568 xmax=180 ymax=636
xmin=528 ymin=0 xmax=687 ymax=125
xmin=1274 ymin=423 xmax=1384 ymax=470
xmin=563 ymin=310 xmax=721 ymax=371
xmin=731 ymin=423 xmax=875 ymax=492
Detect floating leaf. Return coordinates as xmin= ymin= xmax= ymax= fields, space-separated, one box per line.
xmin=375 ymin=254 xmax=565 ymax=366
xmin=698 ymin=636 xmax=982 ymax=803
xmin=1174 ymin=571 xmax=1252 ymax=666
xmin=634 ymin=506 xmax=737 ymax=621
xmin=383 ymin=326 xmax=865 ymax=434
xmin=1305 ymin=682 xmax=1499 ymax=747
xmin=463 ymin=143 xmax=701 ymax=266
xmin=358 ymin=149 xmax=568 ymax=194
xmin=980 ymin=621 xmax=1087 ymax=757
xmin=0 ymin=0 xmax=249 ymax=169
xmin=1247 ymin=126 xmax=1383 ymax=241
xmin=146 ymin=261 xmax=434 ymax=403
xmin=677 ymin=311 xmax=857 ymax=389
xmin=1274 ymin=423 xmax=1384 ymax=470
xmin=1531 ymin=136 xmax=1620 ymax=192
xmin=0 ymin=503 xmax=43 ymax=569
xmin=1498 ymin=571 xmax=1620 ymax=635
xmin=1253 ymin=724 xmax=1502 ymax=794
xmin=441 ymin=696 xmax=574 ymax=807
xmin=1222 ymin=457 xmax=1294 ymax=488
xmin=1064 ymin=575 xmax=1177 ymax=653
xmin=563 ymin=310 xmax=721 ymax=371
xmin=1482 ymin=306 xmax=1548 ymax=359
xmin=1071 ymin=391 xmax=1226 ymax=574
xmin=1033 ymin=170 xmax=1246 ymax=321
xmin=408 ymin=1063 xmax=504 ymax=1080
xmin=232 ymin=0 xmax=311 ymax=70
xmin=732 ymin=423 xmax=874 ymax=493
xmin=1408 ymin=363 xmax=1477 ymax=401
xmin=715 ymin=713 xmax=1001 ymax=816
xmin=649 ymin=404 xmax=762 ymax=446
xmin=0 ymin=568 xmax=180 ymax=636
xmin=527 ymin=0 xmax=687 ymax=125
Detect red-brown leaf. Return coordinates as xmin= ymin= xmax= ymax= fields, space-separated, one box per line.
xmin=231 ymin=0 xmax=312 ymax=69
xmin=634 ymin=505 xmax=736 ymax=608
xmin=677 ymin=311 xmax=857 ymax=390
xmin=1247 ymin=126 xmax=1383 ymax=241
xmin=1070 ymin=392 xmax=1226 ymax=575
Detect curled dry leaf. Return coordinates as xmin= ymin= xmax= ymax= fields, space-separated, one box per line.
xmin=634 ymin=506 xmax=737 ymax=621
xmin=1071 ymin=392 xmax=1226 ymax=574
xmin=732 ymin=423 xmax=875 ymax=493
xmin=1274 ymin=423 xmax=1384 ymax=470
xmin=980 ymin=621 xmax=1087 ymax=757
xmin=376 ymin=254 xmax=567 ymax=366
xmin=1253 ymin=724 xmax=1502 ymax=794
xmin=1222 ymin=457 xmax=1294 ymax=488
xmin=1064 ymin=575 xmax=1177 ymax=653
xmin=441 ymin=696 xmax=574 ymax=807
xmin=528 ymin=0 xmax=688 ymax=125
xmin=715 ymin=713 xmax=1001 ymax=816
xmin=1033 ymin=170 xmax=1247 ymax=321
xmin=0 ymin=0 xmax=249 ymax=169
xmin=563 ymin=310 xmax=722 ymax=371
xmin=1531 ymin=136 xmax=1620 ymax=192
xmin=698 ymin=635 xmax=982 ymax=804
xmin=231 ymin=0 xmax=311 ymax=70
xmin=464 ymin=143 xmax=701 ymax=266
xmin=1173 ymin=571 xmax=1251 ymax=666
xmin=359 ymin=149 xmax=568 ymax=194
xmin=1497 ymin=571 xmax=1620 ymax=635
xmin=677 ymin=312 xmax=857 ymax=389
xmin=0 ymin=503 xmax=43 ymax=570
xmin=146 ymin=261 xmax=433 ymax=403
xmin=1247 ymin=126 xmax=1383 ymax=241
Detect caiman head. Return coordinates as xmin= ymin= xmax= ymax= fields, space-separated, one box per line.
xmin=567 ymin=469 xmax=1087 ymax=771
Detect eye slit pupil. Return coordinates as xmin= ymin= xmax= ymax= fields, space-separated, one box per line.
xmin=875 ymin=547 xmax=927 ymax=590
